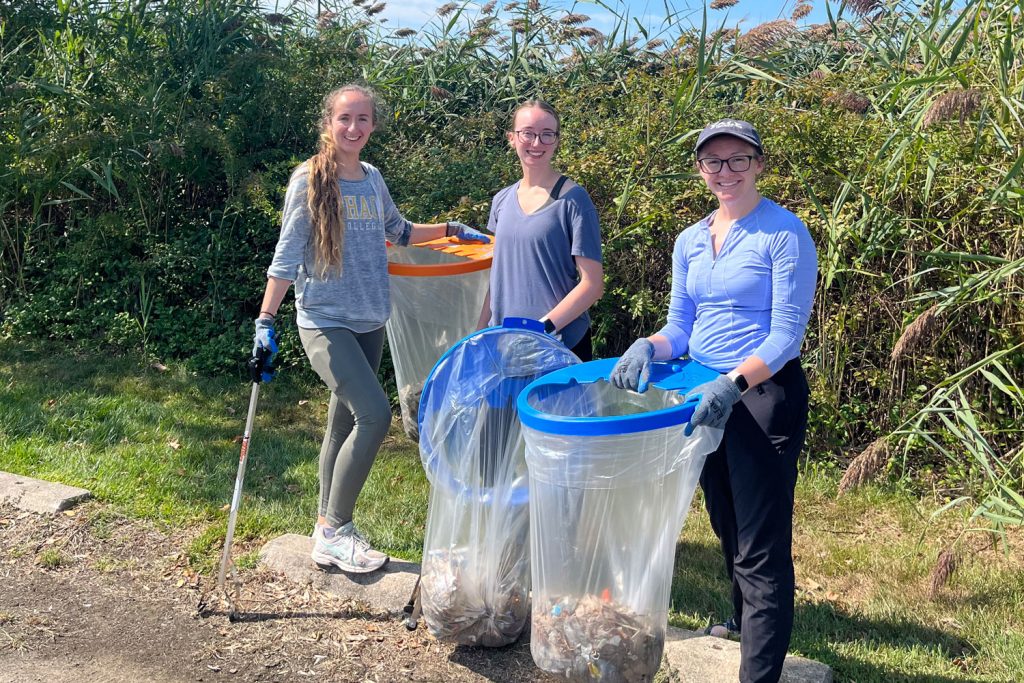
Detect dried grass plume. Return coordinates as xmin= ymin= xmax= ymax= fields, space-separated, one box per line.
xmin=710 ymin=0 xmax=739 ymax=9
xmin=838 ymin=437 xmax=890 ymax=494
xmin=929 ymin=546 xmax=960 ymax=597
xmin=923 ymin=89 xmax=982 ymax=128
xmin=430 ymin=85 xmax=453 ymax=100
xmin=560 ymin=13 xmax=590 ymax=26
xmin=737 ymin=19 xmax=795 ymax=54
xmin=827 ymin=90 xmax=871 ymax=114
xmin=317 ymin=11 xmax=338 ymax=29
xmin=891 ymin=304 xmax=940 ymax=363
xmin=846 ymin=0 xmax=882 ymax=15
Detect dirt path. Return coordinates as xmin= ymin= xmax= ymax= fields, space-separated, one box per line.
xmin=0 ymin=503 xmax=544 ymax=683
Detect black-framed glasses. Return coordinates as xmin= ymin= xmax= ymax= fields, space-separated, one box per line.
xmin=514 ymin=129 xmax=559 ymax=144
xmin=696 ymin=155 xmax=758 ymax=173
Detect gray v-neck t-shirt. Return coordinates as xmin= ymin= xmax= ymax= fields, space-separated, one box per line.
xmin=486 ymin=180 xmax=602 ymax=349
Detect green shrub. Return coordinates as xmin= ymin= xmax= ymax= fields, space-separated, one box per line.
xmin=1 ymin=0 xmax=1021 ymax=518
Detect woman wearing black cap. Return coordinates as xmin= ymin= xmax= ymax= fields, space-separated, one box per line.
xmin=610 ymin=119 xmax=818 ymax=683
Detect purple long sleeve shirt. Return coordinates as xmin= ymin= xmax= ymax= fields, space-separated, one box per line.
xmin=655 ymin=197 xmax=817 ymax=373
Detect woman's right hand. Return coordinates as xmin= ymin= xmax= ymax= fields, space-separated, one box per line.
xmin=610 ymin=338 xmax=655 ymax=393
xmin=252 ymin=318 xmax=279 ymax=371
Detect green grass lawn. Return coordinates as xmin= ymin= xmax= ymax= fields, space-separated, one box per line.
xmin=0 ymin=341 xmax=427 ymax=568
xmin=1 ymin=341 xmax=1020 ymax=682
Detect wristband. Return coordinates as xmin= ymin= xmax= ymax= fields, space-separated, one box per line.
xmin=543 ymin=318 xmax=556 ymax=334
xmin=259 ymin=310 xmax=275 ymax=319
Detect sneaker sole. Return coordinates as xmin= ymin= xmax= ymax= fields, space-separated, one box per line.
xmin=310 ymin=549 xmax=389 ymax=574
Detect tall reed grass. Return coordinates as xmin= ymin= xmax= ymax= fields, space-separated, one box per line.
xmin=1 ymin=0 xmax=1021 ymax=544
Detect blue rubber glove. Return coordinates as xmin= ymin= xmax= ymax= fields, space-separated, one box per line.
xmin=610 ymin=338 xmax=655 ymax=393
xmin=446 ymin=221 xmax=491 ymax=244
xmin=252 ymin=318 xmax=279 ymax=383
xmin=684 ymin=374 xmax=742 ymax=436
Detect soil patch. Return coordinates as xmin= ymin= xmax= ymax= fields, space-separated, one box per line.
xmin=0 ymin=503 xmax=547 ymax=682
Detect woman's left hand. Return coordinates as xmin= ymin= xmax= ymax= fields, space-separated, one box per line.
xmin=446 ymin=221 xmax=492 ymax=244
xmin=684 ymin=374 xmax=742 ymax=435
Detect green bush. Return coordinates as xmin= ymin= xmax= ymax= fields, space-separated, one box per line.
xmin=1 ymin=0 xmax=1021 ymax=518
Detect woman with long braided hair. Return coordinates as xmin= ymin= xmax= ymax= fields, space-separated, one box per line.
xmin=252 ymin=84 xmax=489 ymax=573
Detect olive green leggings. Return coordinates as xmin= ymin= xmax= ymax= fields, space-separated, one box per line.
xmin=299 ymin=326 xmax=390 ymax=528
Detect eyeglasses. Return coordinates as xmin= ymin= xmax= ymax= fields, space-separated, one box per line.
xmin=696 ymin=155 xmax=758 ymax=173
xmin=513 ymin=130 xmax=559 ymax=144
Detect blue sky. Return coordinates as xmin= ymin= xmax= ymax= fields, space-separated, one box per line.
xmin=377 ymin=1 xmax=835 ymax=35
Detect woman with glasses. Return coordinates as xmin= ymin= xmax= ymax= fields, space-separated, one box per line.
xmin=610 ymin=119 xmax=817 ymax=683
xmin=476 ymin=99 xmax=603 ymax=360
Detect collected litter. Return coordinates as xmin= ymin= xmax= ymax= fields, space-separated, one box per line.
xmin=420 ymin=546 xmax=530 ymax=646
xmin=532 ymin=593 xmax=663 ymax=682
xmin=518 ymin=358 xmax=726 ymax=679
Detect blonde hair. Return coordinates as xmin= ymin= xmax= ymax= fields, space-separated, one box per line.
xmin=306 ymin=84 xmax=380 ymax=279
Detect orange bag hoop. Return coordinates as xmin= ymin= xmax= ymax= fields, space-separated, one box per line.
xmin=387 ymin=237 xmax=494 ymax=277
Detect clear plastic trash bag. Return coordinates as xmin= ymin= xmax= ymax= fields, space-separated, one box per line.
xmin=517 ymin=360 xmax=725 ymax=681
xmin=386 ymin=238 xmax=492 ymax=441
xmin=418 ymin=320 xmax=580 ymax=646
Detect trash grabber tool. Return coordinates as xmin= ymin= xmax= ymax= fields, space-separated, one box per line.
xmin=217 ymin=346 xmax=273 ymax=619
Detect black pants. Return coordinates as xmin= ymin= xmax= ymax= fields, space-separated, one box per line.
xmin=699 ymin=358 xmax=809 ymax=683
xmin=569 ymin=327 xmax=593 ymax=361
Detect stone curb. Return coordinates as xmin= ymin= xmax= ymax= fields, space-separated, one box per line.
xmin=259 ymin=533 xmax=419 ymax=616
xmin=260 ymin=534 xmax=832 ymax=682
xmin=664 ymin=626 xmax=833 ymax=683
xmin=0 ymin=471 xmax=92 ymax=514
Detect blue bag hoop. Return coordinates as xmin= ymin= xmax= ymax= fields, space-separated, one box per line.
xmin=417 ymin=318 xmax=575 ymax=507
xmin=516 ymin=358 xmax=721 ymax=437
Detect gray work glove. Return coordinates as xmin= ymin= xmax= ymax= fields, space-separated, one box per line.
xmin=446 ymin=221 xmax=491 ymax=243
xmin=610 ymin=338 xmax=655 ymax=393
xmin=684 ymin=374 xmax=741 ymax=435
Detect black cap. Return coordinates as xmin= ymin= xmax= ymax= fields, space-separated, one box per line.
xmin=695 ymin=119 xmax=763 ymax=155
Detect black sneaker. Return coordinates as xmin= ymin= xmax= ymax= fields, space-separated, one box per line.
xmin=704 ymin=616 xmax=741 ymax=640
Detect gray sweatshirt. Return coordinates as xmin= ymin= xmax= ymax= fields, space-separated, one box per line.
xmin=267 ymin=161 xmax=412 ymax=331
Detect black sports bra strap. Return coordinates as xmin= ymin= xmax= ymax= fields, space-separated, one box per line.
xmin=549 ymin=175 xmax=568 ymax=200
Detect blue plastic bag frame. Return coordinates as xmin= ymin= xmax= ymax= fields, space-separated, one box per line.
xmin=517 ymin=358 xmax=725 ymax=681
xmin=417 ymin=318 xmax=580 ymax=647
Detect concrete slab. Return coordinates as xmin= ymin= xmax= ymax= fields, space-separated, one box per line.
xmin=259 ymin=533 xmax=419 ymax=616
xmin=0 ymin=471 xmax=92 ymax=514
xmin=664 ymin=627 xmax=833 ymax=683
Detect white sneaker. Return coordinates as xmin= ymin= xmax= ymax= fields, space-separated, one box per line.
xmin=311 ymin=522 xmax=389 ymax=574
